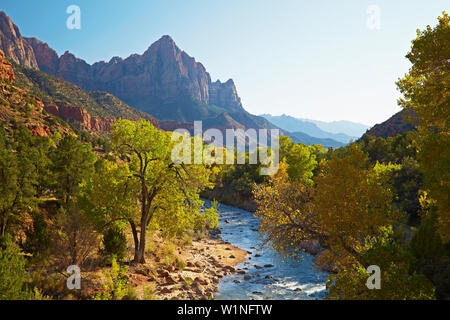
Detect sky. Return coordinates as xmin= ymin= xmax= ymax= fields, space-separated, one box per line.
xmin=1 ymin=0 xmax=448 ymax=126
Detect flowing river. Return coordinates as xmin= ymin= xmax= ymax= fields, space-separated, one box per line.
xmin=204 ymin=200 xmax=329 ymax=300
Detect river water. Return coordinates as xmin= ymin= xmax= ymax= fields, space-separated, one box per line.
xmin=204 ymin=200 xmax=329 ymax=300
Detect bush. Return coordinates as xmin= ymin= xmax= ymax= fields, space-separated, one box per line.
xmin=93 ymin=257 xmax=128 ymax=300
xmin=102 ymin=226 xmax=127 ymax=262
xmin=20 ymin=211 xmax=51 ymax=260
xmin=0 ymin=238 xmax=47 ymax=300
xmin=52 ymin=206 xmax=99 ymax=268
xmin=143 ymin=283 xmax=157 ymax=300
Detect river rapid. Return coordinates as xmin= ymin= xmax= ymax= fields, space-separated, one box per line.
xmin=204 ymin=200 xmax=329 ymax=300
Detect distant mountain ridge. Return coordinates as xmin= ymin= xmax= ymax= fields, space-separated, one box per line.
xmin=305 ymin=119 xmax=369 ymax=137
xmin=261 ymin=114 xmax=358 ymax=143
xmin=288 ymin=131 xmax=345 ymax=148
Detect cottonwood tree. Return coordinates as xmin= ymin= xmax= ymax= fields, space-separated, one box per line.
xmin=110 ymin=120 xmax=217 ymax=263
xmin=253 ymin=146 xmax=400 ymax=270
xmin=397 ymin=12 xmax=450 ymax=242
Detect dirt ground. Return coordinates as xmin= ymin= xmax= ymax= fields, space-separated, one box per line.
xmin=80 ymin=228 xmax=247 ymax=300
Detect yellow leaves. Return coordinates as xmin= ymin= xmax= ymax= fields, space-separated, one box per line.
xmin=397 ymin=12 xmax=450 ymax=242
xmin=312 ymin=146 xmax=402 ymax=269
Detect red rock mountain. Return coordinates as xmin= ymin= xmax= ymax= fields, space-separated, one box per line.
xmin=365 ymin=110 xmax=416 ymax=138
xmin=25 ymin=35 xmax=245 ymax=116
xmin=0 ymin=49 xmax=14 ymax=82
xmin=0 ymin=11 xmax=279 ymax=133
xmin=0 ymin=12 xmax=38 ymax=69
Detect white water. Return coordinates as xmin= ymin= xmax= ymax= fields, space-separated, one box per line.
xmin=205 ymin=200 xmax=329 ymax=300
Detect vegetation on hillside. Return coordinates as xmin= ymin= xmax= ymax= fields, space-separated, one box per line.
xmin=12 ymin=63 xmax=155 ymax=121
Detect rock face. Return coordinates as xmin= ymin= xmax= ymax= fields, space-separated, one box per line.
xmin=0 ymin=49 xmax=15 ymax=82
xmin=1 ymin=11 xmax=278 ymax=132
xmin=43 ymin=103 xmax=115 ymax=132
xmin=0 ymin=12 xmax=38 ymax=69
xmin=24 ymin=37 xmax=59 ymax=74
xmin=26 ymin=34 xmax=245 ymax=116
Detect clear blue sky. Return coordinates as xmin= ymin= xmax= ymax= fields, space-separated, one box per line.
xmin=1 ymin=0 xmax=448 ymax=126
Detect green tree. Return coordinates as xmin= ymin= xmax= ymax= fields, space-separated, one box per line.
xmin=397 ymin=12 xmax=450 ymax=242
xmin=0 ymin=125 xmax=37 ymax=241
xmin=50 ymin=135 xmax=96 ymax=205
xmin=0 ymin=238 xmax=46 ymax=300
xmin=110 ymin=120 xmax=217 ymax=263
xmin=327 ymin=227 xmax=435 ymax=300
xmin=279 ymin=136 xmax=318 ymax=185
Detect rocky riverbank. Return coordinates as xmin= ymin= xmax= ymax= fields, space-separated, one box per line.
xmin=133 ymin=232 xmax=247 ymax=300
xmin=81 ymin=229 xmax=248 ymax=300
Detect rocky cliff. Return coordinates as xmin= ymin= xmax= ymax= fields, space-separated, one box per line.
xmin=25 ymin=34 xmax=245 ymax=117
xmin=1 ymin=10 xmax=277 ymax=132
xmin=0 ymin=12 xmax=38 ymax=69
xmin=0 ymin=49 xmax=14 ymax=82
xmin=43 ymin=103 xmax=115 ymax=132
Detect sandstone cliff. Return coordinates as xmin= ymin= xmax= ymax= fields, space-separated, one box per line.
xmin=25 ymin=34 xmax=245 ymax=117
xmin=1 ymin=11 xmax=277 ymax=132
xmin=0 ymin=49 xmax=14 ymax=82
xmin=0 ymin=12 xmax=38 ymax=69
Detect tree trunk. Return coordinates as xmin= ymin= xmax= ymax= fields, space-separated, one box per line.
xmin=129 ymin=220 xmax=140 ymax=263
xmin=134 ymin=223 xmax=147 ymax=263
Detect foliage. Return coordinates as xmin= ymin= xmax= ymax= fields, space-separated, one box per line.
xmin=0 ymin=125 xmax=39 ymax=241
xmin=397 ymin=12 xmax=450 ymax=242
xmin=93 ymin=257 xmax=129 ymax=300
xmin=79 ymin=159 xmax=138 ymax=231
xmin=0 ymin=238 xmax=46 ymax=300
xmin=278 ymin=136 xmax=318 ymax=185
xmin=253 ymin=162 xmax=316 ymax=256
xmin=143 ymin=283 xmax=157 ymax=300
xmin=102 ymin=226 xmax=128 ymax=262
xmin=327 ymin=226 xmax=435 ymax=300
xmin=408 ymin=209 xmax=450 ymax=299
xmin=50 ymin=135 xmax=96 ymax=205
xmin=313 ymin=146 xmax=401 ymax=270
xmin=110 ymin=119 xmax=218 ymax=263
xmin=20 ymin=211 xmax=51 ymax=259
xmin=51 ymin=206 xmax=99 ymax=268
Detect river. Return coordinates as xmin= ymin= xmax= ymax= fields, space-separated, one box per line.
xmin=204 ymin=200 xmax=329 ymax=300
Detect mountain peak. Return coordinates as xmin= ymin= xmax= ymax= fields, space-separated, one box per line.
xmin=0 ymin=11 xmax=38 ymax=68
xmin=159 ymin=35 xmax=175 ymax=43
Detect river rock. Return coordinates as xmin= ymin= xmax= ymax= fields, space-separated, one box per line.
xmin=160 ymin=287 xmax=172 ymax=294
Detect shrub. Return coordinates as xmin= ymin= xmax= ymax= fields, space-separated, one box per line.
xmin=143 ymin=283 xmax=157 ymax=300
xmin=102 ymin=226 xmax=127 ymax=262
xmin=93 ymin=257 xmax=128 ymax=300
xmin=0 ymin=238 xmax=47 ymax=300
xmin=52 ymin=206 xmax=99 ymax=269
xmin=20 ymin=211 xmax=51 ymax=260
